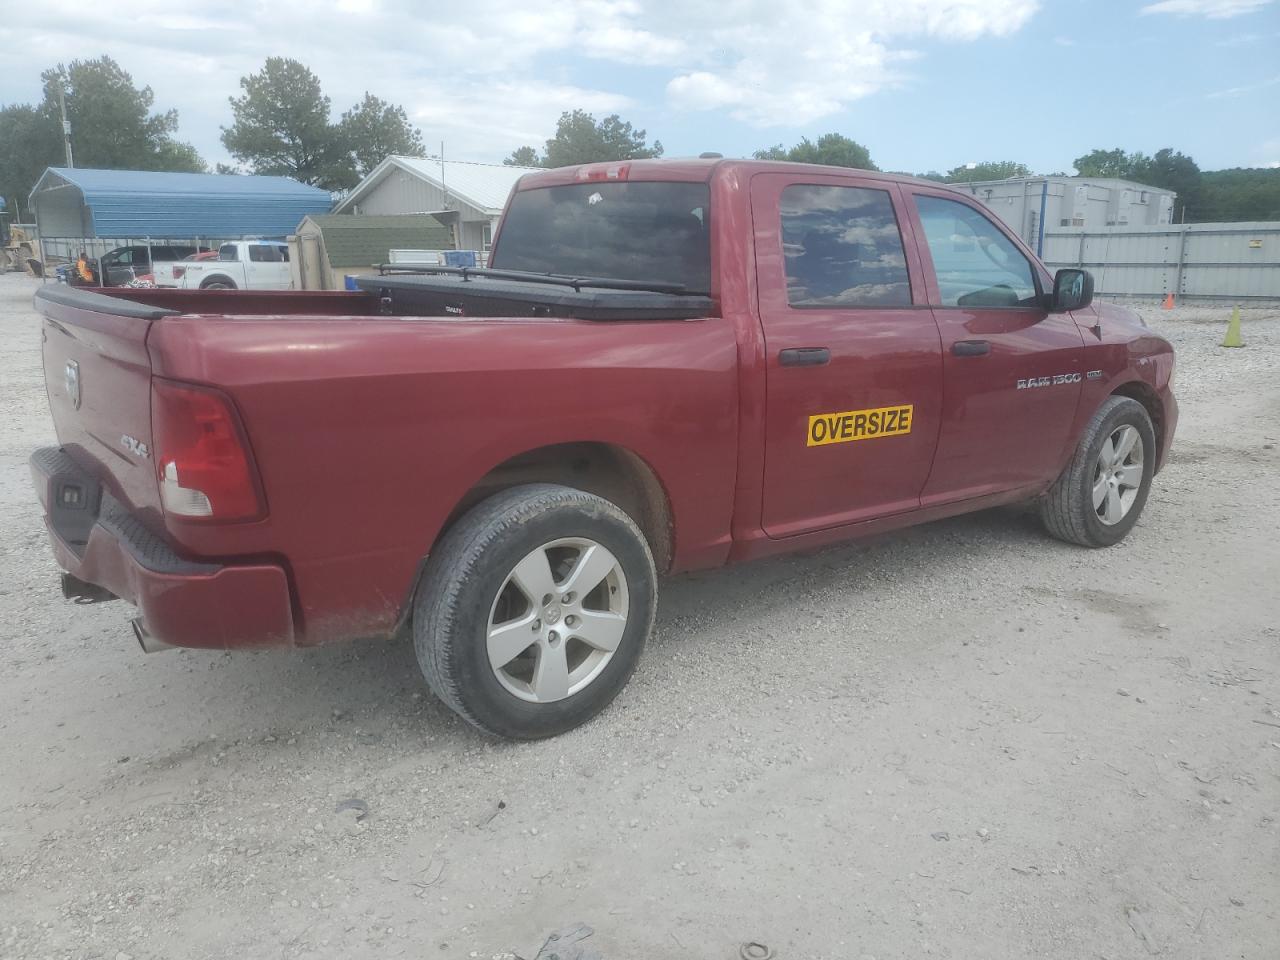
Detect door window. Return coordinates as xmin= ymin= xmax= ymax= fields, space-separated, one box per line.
xmin=248 ymin=244 xmax=286 ymax=262
xmin=219 ymin=244 xmax=239 ymax=261
xmin=915 ymin=196 xmax=1038 ymax=308
xmin=780 ymin=184 xmax=911 ymax=308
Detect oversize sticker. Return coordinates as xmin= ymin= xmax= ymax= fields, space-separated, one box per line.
xmin=806 ymin=404 xmax=913 ymax=447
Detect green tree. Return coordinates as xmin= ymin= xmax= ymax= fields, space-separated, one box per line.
xmin=1198 ymin=167 xmax=1280 ymax=221
xmin=0 ymin=104 xmax=58 ymax=219
xmin=752 ymin=144 xmax=790 ymax=161
xmin=508 ymin=110 xmax=663 ymax=168
xmin=339 ymin=93 xmax=424 ymax=178
xmin=1072 ymin=148 xmax=1133 ymax=178
xmin=753 ymin=133 xmax=877 ymax=170
xmin=39 ymin=57 xmax=204 ymax=174
xmin=222 ymin=58 xmax=350 ymax=189
xmin=1 ymin=57 xmax=203 ymax=217
xmin=1135 ymin=148 xmax=1203 ymax=221
xmin=945 ymin=160 xmax=1030 ymax=182
xmin=503 ymin=145 xmax=541 ymax=167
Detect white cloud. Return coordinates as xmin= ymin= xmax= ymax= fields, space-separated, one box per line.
xmin=1205 ymin=74 xmax=1280 ymax=98
xmin=1140 ymin=0 xmax=1274 ymax=18
xmin=662 ymin=0 xmax=1039 ymax=125
xmin=0 ymin=0 xmax=1043 ymax=164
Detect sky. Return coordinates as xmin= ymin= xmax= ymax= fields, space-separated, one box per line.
xmin=2 ymin=0 xmax=1278 ymax=174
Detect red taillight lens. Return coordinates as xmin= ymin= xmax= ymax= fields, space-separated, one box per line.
xmin=575 ymin=163 xmax=630 ymax=181
xmin=151 ymin=378 xmax=265 ymax=522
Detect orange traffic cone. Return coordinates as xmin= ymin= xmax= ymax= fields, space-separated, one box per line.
xmin=1162 ymin=293 xmax=1175 ymax=310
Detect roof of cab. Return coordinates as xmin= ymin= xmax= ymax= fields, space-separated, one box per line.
xmin=514 ymin=158 xmax=955 ymax=191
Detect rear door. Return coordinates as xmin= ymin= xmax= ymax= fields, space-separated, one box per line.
xmin=752 ymin=173 xmax=943 ymax=538
xmin=904 ymin=187 xmax=1085 ymax=503
xmin=247 ymin=243 xmax=290 ymax=289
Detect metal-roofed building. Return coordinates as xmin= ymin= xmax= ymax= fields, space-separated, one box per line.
xmin=29 ymin=167 xmax=332 ymax=244
xmin=332 ymin=156 xmax=538 ymax=254
xmin=289 ymin=213 xmax=454 ymax=290
xmin=954 ymin=176 xmax=1176 ymax=255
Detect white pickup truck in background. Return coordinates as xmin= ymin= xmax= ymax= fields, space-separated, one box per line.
xmin=173 ymin=241 xmax=292 ymax=290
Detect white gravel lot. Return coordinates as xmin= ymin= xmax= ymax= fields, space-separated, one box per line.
xmin=0 ymin=272 xmax=1276 ymax=960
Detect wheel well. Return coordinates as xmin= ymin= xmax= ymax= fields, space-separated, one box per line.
xmin=200 ymin=275 xmax=236 ymax=289
xmin=1111 ymin=381 xmax=1164 ymax=464
xmin=440 ymin=442 xmax=674 ymax=572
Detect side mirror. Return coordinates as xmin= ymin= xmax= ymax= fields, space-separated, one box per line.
xmin=1051 ymin=268 xmax=1094 ymax=312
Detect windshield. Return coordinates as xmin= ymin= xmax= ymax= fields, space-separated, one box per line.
xmin=491 ymin=181 xmax=711 ymax=294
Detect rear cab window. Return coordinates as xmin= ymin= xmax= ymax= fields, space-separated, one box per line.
xmin=491 ymin=181 xmax=711 ymax=294
xmin=218 ymin=244 xmax=239 ymax=262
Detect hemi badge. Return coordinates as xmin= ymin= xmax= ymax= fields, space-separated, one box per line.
xmin=1086 ymin=370 xmax=1103 ymax=380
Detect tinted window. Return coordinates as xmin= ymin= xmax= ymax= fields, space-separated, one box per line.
xmin=248 ymin=244 xmax=287 ymax=262
xmin=219 ymin=244 xmax=239 ymax=262
xmin=915 ymin=196 xmax=1038 ymax=307
xmin=780 ymin=185 xmax=910 ymax=307
xmin=493 ymin=181 xmax=710 ymax=293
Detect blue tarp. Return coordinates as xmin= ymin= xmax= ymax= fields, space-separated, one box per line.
xmin=30 ymin=167 xmax=332 ymax=238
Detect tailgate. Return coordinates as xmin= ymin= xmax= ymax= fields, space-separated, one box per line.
xmin=36 ymin=286 xmax=177 ymax=519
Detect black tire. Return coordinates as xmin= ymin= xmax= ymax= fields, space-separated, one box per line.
xmin=1040 ymin=396 xmax=1156 ymax=547
xmin=201 ymin=279 xmax=235 ymax=290
xmin=413 ymin=483 xmax=656 ymax=739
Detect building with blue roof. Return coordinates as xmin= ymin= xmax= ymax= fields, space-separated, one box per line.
xmin=29 ymin=167 xmax=332 ymax=243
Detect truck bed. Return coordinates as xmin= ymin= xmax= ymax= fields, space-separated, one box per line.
xmin=32 ymin=282 xmax=739 ymax=647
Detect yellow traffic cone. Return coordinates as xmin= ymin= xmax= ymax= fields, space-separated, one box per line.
xmin=1221 ymin=306 xmax=1244 ymax=348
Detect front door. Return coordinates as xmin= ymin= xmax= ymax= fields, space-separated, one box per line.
xmin=904 ymin=189 xmax=1086 ymax=504
xmin=753 ymin=174 xmax=944 ymax=538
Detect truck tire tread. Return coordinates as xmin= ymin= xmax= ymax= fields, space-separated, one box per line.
xmin=413 ymin=483 xmax=656 ymax=738
xmin=1039 ymin=395 xmax=1155 ymax=548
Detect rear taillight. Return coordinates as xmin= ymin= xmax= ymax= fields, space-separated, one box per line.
xmin=151 ymin=378 xmax=265 ymax=522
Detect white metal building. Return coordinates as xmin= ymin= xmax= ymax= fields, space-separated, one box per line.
xmin=953 ymin=176 xmax=1176 ymax=256
xmin=331 ymin=156 xmax=538 ymax=254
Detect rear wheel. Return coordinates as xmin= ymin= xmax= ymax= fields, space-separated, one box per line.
xmin=201 ymin=279 xmax=235 ymax=290
xmin=414 ymin=484 xmax=656 ymax=739
xmin=1040 ymin=396 xmax=1156 ymax=547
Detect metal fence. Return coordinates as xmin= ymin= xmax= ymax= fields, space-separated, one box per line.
xmin=1042 ymin=222 xmax=1280 ymax=301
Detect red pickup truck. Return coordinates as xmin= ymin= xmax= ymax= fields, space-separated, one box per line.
xmin=31 ymin=159 xmax=1177 ymax=738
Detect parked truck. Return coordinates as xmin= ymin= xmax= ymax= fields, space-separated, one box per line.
xmin=172 ymin=240 xmax=292 ymax=290
xmin=31 ymin=158 xmax=1177 ymax=738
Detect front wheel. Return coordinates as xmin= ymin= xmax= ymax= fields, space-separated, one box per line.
xmin=1040 ymin=395 xmax=1156 ymax=547
xmin=414 ymin=484 xmax=657 ymax=739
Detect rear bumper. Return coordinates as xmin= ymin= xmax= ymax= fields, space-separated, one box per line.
xmin=31 ymin=447 xmax=296 ymax=650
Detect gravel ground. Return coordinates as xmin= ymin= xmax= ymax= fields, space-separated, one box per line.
xmin=0 ymin=272 xmax=1276 ymax=960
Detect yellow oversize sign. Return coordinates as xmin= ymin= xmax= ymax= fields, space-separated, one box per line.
xmin=807 ymin=404 xmax=913 ymax=447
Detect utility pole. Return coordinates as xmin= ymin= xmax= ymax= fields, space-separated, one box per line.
xmin=58 ymin=85 xmax=74 ymax=168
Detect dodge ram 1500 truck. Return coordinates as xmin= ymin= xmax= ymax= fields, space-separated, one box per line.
xmin=31 ymin=158 xmax=1177 ymax=739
